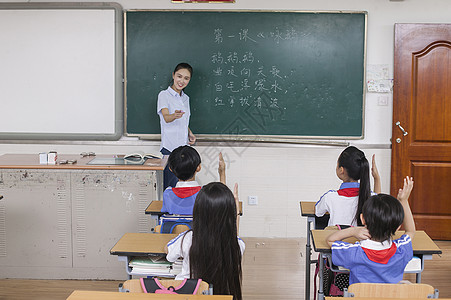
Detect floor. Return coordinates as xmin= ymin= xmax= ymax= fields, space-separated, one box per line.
xmin=0 ymin=238 xmax=449 ymax=300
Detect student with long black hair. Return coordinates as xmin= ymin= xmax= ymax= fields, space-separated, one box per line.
xmin=165 ymin=182 xmax=244 ymax=300
xmin=315 ymin=146 xmax=381 ymax=227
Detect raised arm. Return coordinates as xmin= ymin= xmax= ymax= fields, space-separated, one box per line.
xmin=218 ymin=152 xmax=226 ymax=184
xmin=160 ymin=108 xmax=185 ymax=123
xmin=371 ymin=154 xmax=381 ymax=194
xmin=397 ymin=176 xmax=415 ymax=239
xmin=233 ymin=183 xmax=240 ymax=234
xmin=326 ymin=226 xmax=371 ymax=247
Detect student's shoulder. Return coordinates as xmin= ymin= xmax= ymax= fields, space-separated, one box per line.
xmin=163 ymin=187 xmax=175 ymax=198
xmin=318 ymin=189 xmax=338 ymax=201
xmin=168 ymin=230 xmax=191 ymax=246
xmin=393 ymin=234 xmax=412 ymax=247
xmin=331 ymin=240 xmax=361 ymax=251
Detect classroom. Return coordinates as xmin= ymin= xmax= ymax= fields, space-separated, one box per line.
xmin=0 ymin=0 xmax=450 ymax=299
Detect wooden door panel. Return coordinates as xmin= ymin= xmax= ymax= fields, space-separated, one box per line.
xmin=414 ymin=43 xmax=451 ymax=141
xmin=392 ymin=24 xmax=451 ymax=240
xmin=410 ymin=144 xmax=451 ymax=159
xmin=411 ymin=162 xmax=451 ymax=214
xmin=413 ymin=216 xmax=451 ymax=240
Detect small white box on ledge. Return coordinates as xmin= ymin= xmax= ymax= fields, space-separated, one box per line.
xmin=39 ymin=152 xmax=47 ymax=165
xmin=47 ymin=151 xmax=57 ymax=165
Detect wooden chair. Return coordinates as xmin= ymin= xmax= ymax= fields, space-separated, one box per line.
xmin=154 ymin=224 xmax=191 ymax=235
xmin=119 ymin=279 xmax=211 ymax=295
xmin=343 ymin=283 xmax=439 ymax=298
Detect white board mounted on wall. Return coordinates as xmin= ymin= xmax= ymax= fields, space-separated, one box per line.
xmin=0 ymin=2 xmax=123 ymax=140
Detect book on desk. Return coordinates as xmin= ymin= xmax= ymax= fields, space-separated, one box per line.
xmin=128 ymin=255 xmax=182 ymax=277
xmin=124 ymin=151 xmax=161 ymax=160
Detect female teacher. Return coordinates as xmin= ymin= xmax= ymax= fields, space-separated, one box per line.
xmin=157 ymin=62 xmax=196 ymax=189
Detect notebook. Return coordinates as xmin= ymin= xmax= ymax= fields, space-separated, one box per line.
xmin=87 ymin=157 xmax=146 ymax=165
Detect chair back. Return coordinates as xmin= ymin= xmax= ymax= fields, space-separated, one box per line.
xmin=120 ymin=279 xmax=210 ymax=295
xmin=154 ymin=224 xmax=191 ymax=235
xmin=344 ymin=283 xmax=438 ymax=298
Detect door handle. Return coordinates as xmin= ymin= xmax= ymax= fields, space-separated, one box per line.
xmin=395 ymin=121 xmax=408 ymax=136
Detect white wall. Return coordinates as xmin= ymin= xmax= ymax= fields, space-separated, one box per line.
xmin=1 ymin=0 xmax=450 ymax=237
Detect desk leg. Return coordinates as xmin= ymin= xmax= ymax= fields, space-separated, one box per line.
xmin=118 ymin=256 xmax=133 ymax=280
xmin=318 ymin=253 xmax=325 ymax=300
xmin=416 ymin=255 xmax=425 ymax=283
xmin=305 ymin=216 xmax=313 ymax=300
xmin=156 ymin=170 xmax=163 ymax=201
xmin=416 ymin=272 xmax=421 ymax=283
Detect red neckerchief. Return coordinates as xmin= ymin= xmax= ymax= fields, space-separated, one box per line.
xmin=172 ymin=186 xmax=201 ymax=198
xmin=362 ymin=242 xmax=397 ymax=264
xmin=337 ymin=187 xmax=359 ymax=197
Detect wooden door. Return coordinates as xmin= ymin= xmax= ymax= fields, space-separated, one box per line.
xmin=392 ymin=24 xmax=451 ymax=240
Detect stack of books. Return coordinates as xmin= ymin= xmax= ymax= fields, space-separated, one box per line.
xmin=129 ymin=254 xmax=182 ymax=277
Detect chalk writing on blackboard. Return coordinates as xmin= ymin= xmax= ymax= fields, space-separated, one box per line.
xmin=208 ymin=31 xmax=290 ymax=116
xmin=214 ymin=27 xmax=300 ymax=44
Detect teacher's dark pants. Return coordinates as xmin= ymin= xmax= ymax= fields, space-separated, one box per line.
xmin=161 ymin=148 xmax=178 ymax=190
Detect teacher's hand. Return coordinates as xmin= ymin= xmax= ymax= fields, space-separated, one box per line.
xmin=173 ymin=110 xmax=185 ymax=119
xmin=188 ymin=130 xmax=196 ymax=145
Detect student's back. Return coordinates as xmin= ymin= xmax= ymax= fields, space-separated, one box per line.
xmin=326 ymin=177 xmax=415 ymax=284
xmin=162 ymin=146 xmax=201 ymax=215
xmin=315 ymin=146 xmax=381 ymax=227
xmin=166 ymin=182 xmax=244 ymax=300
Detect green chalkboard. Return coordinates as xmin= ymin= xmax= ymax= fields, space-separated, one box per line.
xmin=125 ymin=11 xmax=366 ymax=140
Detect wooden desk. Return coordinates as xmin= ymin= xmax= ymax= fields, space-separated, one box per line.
xmin=67 ymin=290 xmax=232 ymax=300
xmin=110 ymin=232 xmax=177 ymax=278
xmin=326 ymin=298 xmax=450 ymax=300
xmin=299 ymin=201 xmax=317 ymax=300
xmin=146 ymin=201 xmax=243 ymax=218
xmin=110 ymin=232 xmax=177 ymax=256
xmin=312 ymin=229 xmax=442 ymax=300
xmin=0 ymin=154 xmax=166 ymax=280
xmin=311 ymin=230 xmax=442 ymax=255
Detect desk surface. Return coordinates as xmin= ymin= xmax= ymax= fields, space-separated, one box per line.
xmin=326 ymin=298 xmax=451 ymax=300
xmin=146 ymin=201 xmax=243 ymax=216
xmin=67 ymin=290 xmax=232 ymax=300
xmin=300 ymin=201 xmax=316 ymax=216
xmin=110 ymin=232 xmax=177 ymax=256
xmin=311 ymin=230 xmax=442 ymax=255
xmin=0 ymin=154 xmax=167 ymax=171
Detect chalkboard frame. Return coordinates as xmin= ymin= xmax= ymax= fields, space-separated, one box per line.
xmin=0 ymin=2 xmax=123 ymax=141
xmin=124 ymin=10 xmax=367 ymax=143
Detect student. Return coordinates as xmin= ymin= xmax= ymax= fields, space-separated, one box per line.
xmin=157 ymin=62 xmax=196 ymax=190
xmin=326 ymin=176 xmax=415 ymax=284
xmin=315 ymin=146 xmax=381 ymax=227
xmin=162 ymin=145 xmax=226 ymax=215
xmin=165 ymin=182 xmax=244 ymax=300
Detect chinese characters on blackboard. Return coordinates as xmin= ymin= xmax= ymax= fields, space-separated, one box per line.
xmin=208 ymin=27 xmax=303 ymax=122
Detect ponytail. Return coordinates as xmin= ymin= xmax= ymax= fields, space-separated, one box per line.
xmin=355 ymin=156 xmax=370 ymax=226
xmin=338 ymin=146 xmax=371 ymax=226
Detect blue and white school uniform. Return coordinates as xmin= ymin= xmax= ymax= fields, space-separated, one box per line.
xmin=315 ymin=182 xmax=361 ymax=226
xmin=157 ymin=86 xmax=191 ymax=152
xmin=162 ymin=181 xmax=201 ymax=215
xmin=166 ymin=231 xmax=245 ymax=280
xmin=331 ymin=234 xmax=413 ymax=284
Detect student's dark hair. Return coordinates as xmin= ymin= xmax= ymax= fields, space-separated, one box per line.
xmin=189 ymin=182 xmax=242 ymax=300
xmin=173 ymin=62 xmax=193 ymax=77
xmin=338 ymin=146 xmax=371 ymax=226
xmin=168 ymin=146 xmax=201 ymax=181
xmin=362 ymin=194 xmax=404 ymax=242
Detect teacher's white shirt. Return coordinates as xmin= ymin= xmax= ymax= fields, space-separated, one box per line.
xmin=157 ymin=86 xmax=191 ymax=152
